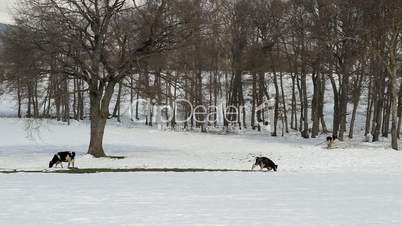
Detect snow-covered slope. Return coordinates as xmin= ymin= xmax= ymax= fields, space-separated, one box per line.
xmin=1 ymin=118 xmax=402 ymax=174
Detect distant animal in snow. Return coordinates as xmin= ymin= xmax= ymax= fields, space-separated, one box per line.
xmin=326 ymin=135 xmax=337 ymax=149
xmin=251 ymin=157 xmax=278 ymax=171
xmin=49 ymin=151 xmax=75 ymax=168
xmin=256 ymin=121 xmax=270 ymax=132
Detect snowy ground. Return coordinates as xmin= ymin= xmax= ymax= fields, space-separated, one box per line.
xmin=1 ymin=172 xmax=402 ymax=226
xmin=2 ymin=118 xmax=402 ymax=225
xmin=1 ymin=118 xmax=402 ymax=174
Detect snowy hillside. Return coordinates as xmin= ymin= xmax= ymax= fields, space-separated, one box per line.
xmin=1 ymin=118 xmax=401 ymax=174
xmin=1 ymin=96 xmax=402 ymax=226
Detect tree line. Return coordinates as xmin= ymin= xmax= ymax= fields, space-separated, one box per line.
xmin=1 ymin=0 xmax=402 ymax=156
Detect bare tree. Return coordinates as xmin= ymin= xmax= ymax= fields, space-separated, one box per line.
xmin=10 ymin=0 xmax=192 ymax=157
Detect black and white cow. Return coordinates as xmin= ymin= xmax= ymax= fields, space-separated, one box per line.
xmin=326 ymin=135 xmax=338 ymax=149
xmin=49 ymin=152 xmax=75 ymax=168
xmin=251 ymin=157 xmax=278 ymax=171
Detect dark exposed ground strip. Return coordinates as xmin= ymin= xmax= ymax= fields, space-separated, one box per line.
xmin=0 ymin=168 xmax=262 ymax=174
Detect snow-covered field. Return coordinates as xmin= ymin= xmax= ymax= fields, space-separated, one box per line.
xmin=1 ymin=118 xmax=402 ymax=174
xmin=1 ymin=172 xmax=402 ymax=226
xmin=2 ymin=118 xmax=402 ymax=225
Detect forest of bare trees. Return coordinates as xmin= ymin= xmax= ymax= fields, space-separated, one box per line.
xmin=1 ymin=0 xmax=402 ymax=156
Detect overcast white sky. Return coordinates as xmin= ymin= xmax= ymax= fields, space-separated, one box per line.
xmin=0 ymin=0 xmax=14 ymax=24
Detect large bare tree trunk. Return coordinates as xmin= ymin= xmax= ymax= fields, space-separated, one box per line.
xmin=87 ymin=82 xmax=116 ymax=157
xmin=88 ymin=112 xmax=108 ymax=157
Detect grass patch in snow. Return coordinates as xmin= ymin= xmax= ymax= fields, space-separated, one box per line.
xmin=105 ymin=155 xmax=126 ymax=159
xmin=0 ymin=167 xmax=262 ymax=174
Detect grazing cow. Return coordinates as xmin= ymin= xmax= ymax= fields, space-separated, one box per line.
xmin=326 ymin=135 xmax=337 ymax=149
xmin=49 ymin=152 xmax=75 ymax=168
xmin=251 ymin=157 xmax=278 ymax=171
